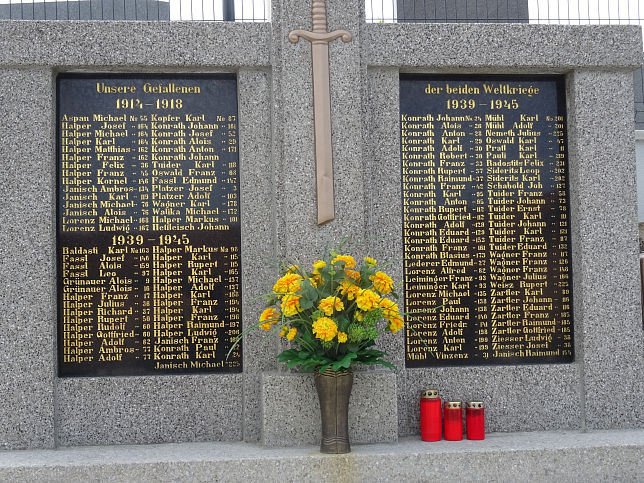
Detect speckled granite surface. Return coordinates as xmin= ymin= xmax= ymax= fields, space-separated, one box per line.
xmin=0 ymin=430 xmax=642 ymax=482
xmin=0 ymin=1 xmax=642 ymax=450
xmin=261 ymin=371 xmax=397 ymax=446
xmin=0 ymin=68 xmax=56 ymax=450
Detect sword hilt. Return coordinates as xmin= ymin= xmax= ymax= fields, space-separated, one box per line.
xmin=289 ymin=0 xmax=351 ymax=45
xmin=312 ymin=0 xmax=327 ymax=33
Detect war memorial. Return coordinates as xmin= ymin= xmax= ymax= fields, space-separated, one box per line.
xmin=0 ymin=0 xmax=642 ymax=480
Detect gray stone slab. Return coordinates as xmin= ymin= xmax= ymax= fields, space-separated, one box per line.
xmin=53 ymin=67 xmax=274 ymax=447
xmin=273 ymin=0 xmax=318 ymax=259
xmin=238 ymin=67 xmax=278 ymax=442
xmin=365 ymin=66 xmax=409 ymax=432
xmin=567 ymin=70 xmax=644 ymax=429
xmin=0 ymin=68 xmax=55 ymax=450
xmin=261 ymin=371 xmax=397 ymax=446
xmin=274 ymin=0 xmax=367 ymax=257
xmin=0 ymin=430 xmax=641 ymax=482
xmin=0 ymin=17 xmax=270 ymax=451
xmin=56 ymin=375 xmax=243 ymax=446
xmin=364 ymin=23 xmax=642 ymax=69
xmin=365 ymin=66 xmax=586 ymax=436
xmin=0 ymin=21 xmax=270 ymax=67
xmin=326 ymin=0 xmax=369 ymax=244
xmin=260 ymin=3 xmax=401 ymax=448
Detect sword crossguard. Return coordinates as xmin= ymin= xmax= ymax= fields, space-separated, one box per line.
xmin=288 ymin=29 xmax=352 ymax=45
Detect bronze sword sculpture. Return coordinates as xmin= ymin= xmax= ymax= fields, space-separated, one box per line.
xmin=289 ymin=0 xmax=352 ymax=225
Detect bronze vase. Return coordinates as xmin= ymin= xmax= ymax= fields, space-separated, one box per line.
xmin=314 ymin=368 xmax=353 ymax=454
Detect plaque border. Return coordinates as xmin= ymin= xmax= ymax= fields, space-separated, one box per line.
xmin=56 ymin=72 xmax=243 ymax=378
xmin=399 ymin=73 xmax=575 ymax=368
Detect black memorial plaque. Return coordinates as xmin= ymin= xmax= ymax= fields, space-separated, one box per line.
xmin=400 ymin=74 xmax=574 ymax=367
xmin=57 ymin=74 xmax=242 ymax=376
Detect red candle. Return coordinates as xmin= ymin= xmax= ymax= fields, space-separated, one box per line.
xmin=420 ymin=389 xmax=442 ymax=441
xmin=443 ymin=401 xmax=463 ymax=441
xmin=466 ymin=402 xmax=485 ymax=440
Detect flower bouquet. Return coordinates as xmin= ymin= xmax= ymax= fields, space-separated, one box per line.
xmin=229 ymin=245 xmax=405 ymax=453
xmin=254 ymin=249 xmax=403 ymax=373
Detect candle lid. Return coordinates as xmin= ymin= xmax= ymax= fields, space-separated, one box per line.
xmin=444 ymin=401 xmax=461 ymax=409
xmin=466 ymin=401 xmax=484 ymax=409
xmin=421 ymin=389 xmax=439 ymax=399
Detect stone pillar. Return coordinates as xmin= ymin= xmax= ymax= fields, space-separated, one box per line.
xmin=238 ymin=68 xmax=277 ymax=442
xmin=0 ymin=69 xmax=55 ymax=449
xmin=259 ymin=0 xmax=399 ymax=446
xmin=273 ymin=0 xmax=367 ymax=257
xmin=567 ymin=70 xmax=644 ymax=429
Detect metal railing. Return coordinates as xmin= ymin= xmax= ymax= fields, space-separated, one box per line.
xmin=366 ymin=0 xmax=644 ymax=24
xmin=1 ymin=0 xmax=642 ymax=25
xmin=0 ymin=0 xmax=270 ymax=20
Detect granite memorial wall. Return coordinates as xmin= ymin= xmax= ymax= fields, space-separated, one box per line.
xmin=0 ymin=0 xmax=642 ymax=450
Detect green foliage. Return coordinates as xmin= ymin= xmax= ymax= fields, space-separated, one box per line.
xmin=347 ymin=323 xmax=367 ymax=343
xmin=277 ymin=347 xmax=396 ymax=373
xmin=363 ymin=308 xmax=383 ymax=326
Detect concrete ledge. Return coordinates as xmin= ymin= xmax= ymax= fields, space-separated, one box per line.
xmin=364 ymin=24 xmax=643 ymax=69
xmin=0 ymin=430 xmax=641 ymax=481
xmin=0 ymin=21 xmax=271 ymax=67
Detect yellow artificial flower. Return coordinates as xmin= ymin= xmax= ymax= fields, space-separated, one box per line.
xmin=379 ymin=298 xmax=399 ymax=319
xmin=364 ymin=256 xmax=377 ymax=266
xmin=287 ymin=327 xmax=297 ymax=341
xmin=312 ymin=317 xmax=338 ymax=342
xmin=273 ymin=273 xmax=303 ymax=295
xmin=309 ymin=258 xmax=327 ymax=288
xmin=370 ymin=271 xmax=394 ymax=294
xmin=338 ymin=279 xmax=360 ymax=300
xmin=331 ymin=254 xmax=356 ymax=269
xmin=337 ymin=331 xmax=348 ymax=343
xmin=260 ymin=307 xmax=280 ymax=323
xmin=280 ymin=294 xmax=302 ymax=317
xmin=354 ymin=311 xmax=365 ymax=322
xmin=380 ymin=299 xmax=404 ymax=333
xmin=356 ymin=289 xmax=381 ymax=311
xmin=259 ymin=307 xmax=280 ymax=331
xmin=318 ymin=296 xmax=345 ymax=316
xmin=344 ymin=269 xmax=361 ymax=281
xmin=388 ymin=317 xmax=404 ymax=334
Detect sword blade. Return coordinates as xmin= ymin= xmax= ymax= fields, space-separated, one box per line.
xmin=311 ymin=41 xmax=334 ymax=225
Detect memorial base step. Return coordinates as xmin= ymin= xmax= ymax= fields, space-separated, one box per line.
xmin=0 ymin=429 xmax=641 ymax=482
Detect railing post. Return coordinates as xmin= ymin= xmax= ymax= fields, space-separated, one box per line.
xmin=223 ymin=0 xmax=235 ymax=21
